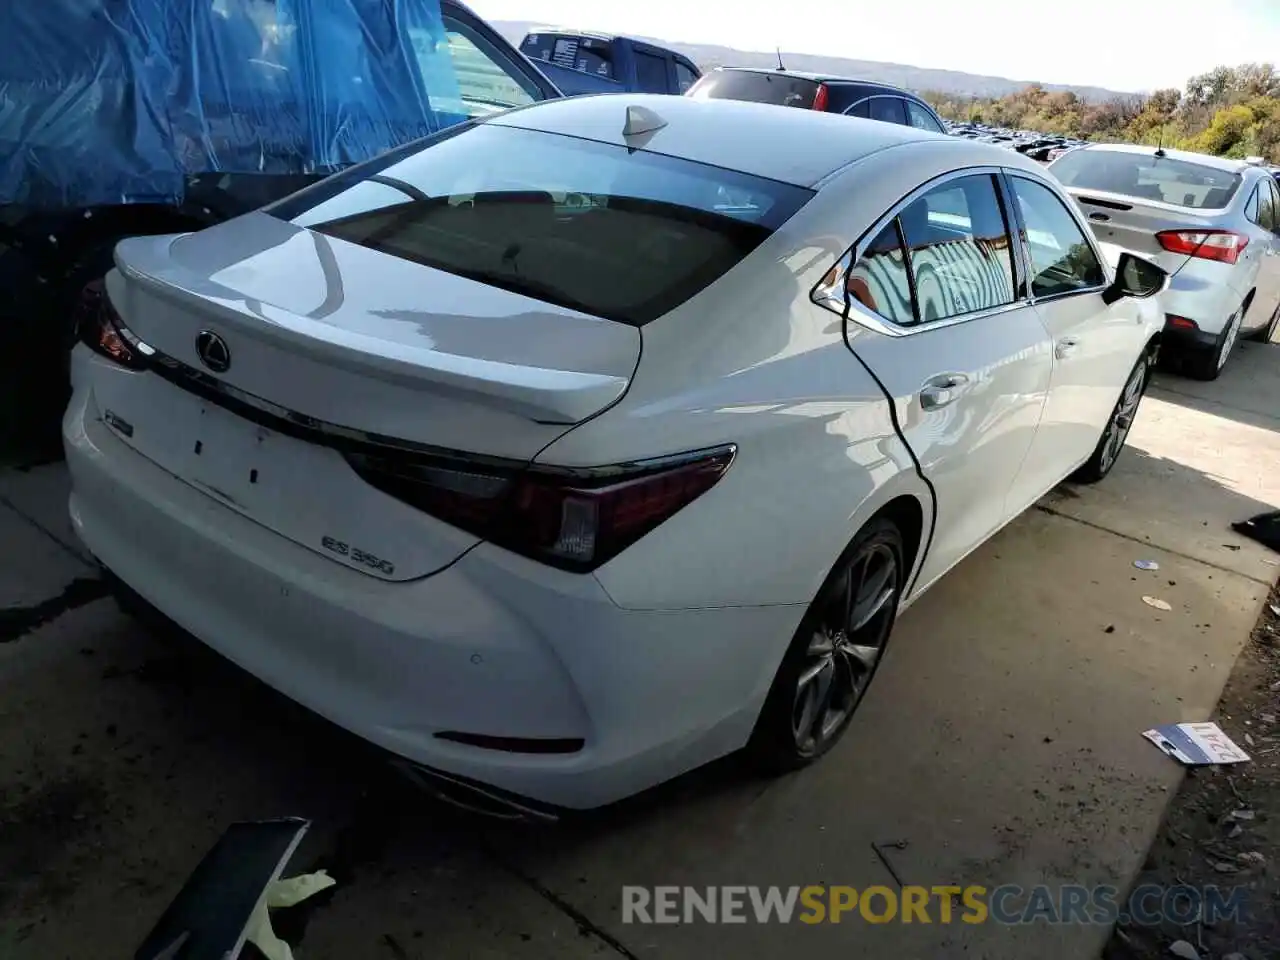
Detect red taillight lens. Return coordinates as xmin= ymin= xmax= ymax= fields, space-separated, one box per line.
xmin=812 ymin=83 xmax=829 ymax=111
xmin=347 ymin=446 xmax=736 ymax=572
xmin=1166 ymin=314 xmax=1199 ymax=330
xmin=1156 ymin=229 xmax=1248 ymax=265
xmin=76 ymin=279 xmax=150 ymax=370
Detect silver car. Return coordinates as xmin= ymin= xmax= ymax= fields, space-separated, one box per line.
xmin=1049 ymin=144 xmax=1280 ymax=379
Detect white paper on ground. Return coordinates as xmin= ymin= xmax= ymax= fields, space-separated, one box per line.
xmin=244 ymin=870 xmax=337 ymax=960
xmin=1143 ymin=722 xmax=1251 ymax=766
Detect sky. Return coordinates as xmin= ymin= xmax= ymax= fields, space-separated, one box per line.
xmin=469 ymin=0 xmax=1280 ymax=93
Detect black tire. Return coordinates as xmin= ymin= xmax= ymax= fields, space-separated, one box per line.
xmin=1247 ymin=301 xmax=1280 ymax=344
xmin=747 ymin=517 xmax=906 ymax=774
xmin=1186 ymin=303 xmax=1243 ymax=381
xmin=1072 ymin=351 xmax=1150 ymax=484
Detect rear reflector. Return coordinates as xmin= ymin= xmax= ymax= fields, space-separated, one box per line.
xmin=1156 ymin=229 xmax=1248 ymax=265
xmin=434 ymin=732 xmax=585 ymax=754
xmin=812 ymin=83 xmax=829 ymax=111
xmin=1166 ymin=315 xmax=1199 ymax=330
xmin=346 ymin=445 xmax=736 ymax=572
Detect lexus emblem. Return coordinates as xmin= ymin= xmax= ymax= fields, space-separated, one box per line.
xmin=195 ymin=330 xmax=231 ymax=373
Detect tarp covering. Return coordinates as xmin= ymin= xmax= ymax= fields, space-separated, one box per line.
xmin=0 ymin=0 xmax=467 ymax=209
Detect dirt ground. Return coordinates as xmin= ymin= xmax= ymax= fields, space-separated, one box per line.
xmin=1103 ymin=582 xmax=1280 ymax=960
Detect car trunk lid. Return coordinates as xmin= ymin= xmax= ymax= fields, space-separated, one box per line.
xmin=95 ymin=214 xmax=640 ymax=579
xmin=1064 ymin=188 xmax=1214 ymax=276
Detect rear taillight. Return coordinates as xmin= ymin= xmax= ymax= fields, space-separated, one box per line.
xmin=346 ymin=445 xmax=736 ymax=572
xmin=811 ymin=83 xmax=829 ymax=111
xmin=76 ymin=279 xmax=151 ymax=370
xmin=1156 ymin=229 xmax=1249 ymax=265
xmin=1166 ymin=315 xmax=1199 ymax=330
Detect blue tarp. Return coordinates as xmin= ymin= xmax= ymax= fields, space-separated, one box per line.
xmin=0 ymin=0 xmax=467 ymax=209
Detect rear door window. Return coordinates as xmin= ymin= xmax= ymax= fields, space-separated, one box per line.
xmin=674 ymin=60 xmax=699 ymax=94
xmin=847 ymin=221 xmax=914 ymax=325
xmin=1264 ymin=179 xmax=1280 ymax=232
xmin=686 ymin=70 xmax=819 ymax=109
xmin=898 ymin=175 xmax=1016 ymax=321
xmin=634 ymin=51 xmax=671 ymax=93
xmin=906 ymin=101 xmax=945 ymax=133
xmin=1009 ymin=177 xmax=1107 ymax=298
xmin=868 ymin=97 xmax=907 ymax=125
xmin=846 ymin=99 xmax=872 ymax=119
xmin=276 ymin=124 xmax=813 ymax=327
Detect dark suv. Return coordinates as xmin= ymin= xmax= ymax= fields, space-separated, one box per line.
xmin=685 ymin=67 xmax=947 ymax=134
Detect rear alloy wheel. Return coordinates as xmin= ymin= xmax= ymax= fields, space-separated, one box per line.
xmin=748 ymin=518 xmax=904 ymax=772
xmin=1072 ymin=352 xmax=1149 ymax=484
xmin=1188 ymin=304 xmax=1243 ymax=381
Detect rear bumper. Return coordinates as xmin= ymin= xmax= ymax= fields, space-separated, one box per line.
xmin=63 ymin=369 xmax=800 ymax=809
xmin=1161 ymin=260 xmax=1244 ymax=339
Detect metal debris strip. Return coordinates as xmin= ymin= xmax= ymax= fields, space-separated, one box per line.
xmin=870 ymin=840 xmax=909 ymax=889
xmin=1134 ymin=559 xmax=1160 ymax=570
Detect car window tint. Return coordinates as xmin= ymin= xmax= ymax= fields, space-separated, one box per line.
xmin=411 ymin=15 xmax=539 ymax=118
xmin=685 ymin=70 xmax=819 ymax=108
xmin=1265 ymin=179 xmax=1280 ymax=231
xmin=1050 ymin=149 xmax=1242 ymax=210
xmin=906 ymin=101 xmax=944 ymax=133
xmin=868 ymin=97 xmax=907 ymax=125
xmin=281 ymin=124 xmax=813 ymax=327
xmin=847 ymin=99 xmax=871 ymax=119
xmin=1246 ymin=186 xmax=1261 ymax=224
xmin=675 ymin=61 xmax=698 ymax=94
xmin=520 ymin=34 xmax=614 ymax=80
xmin=1010 ymin=177 xmax=1106 ymax=298
xmin=634 ymin=51 xmax=670 ymax=93
xmin=898 ymin=175 xmax=1016 ymax=322
xmin=847 ymin=221 xmax=914 ymax=325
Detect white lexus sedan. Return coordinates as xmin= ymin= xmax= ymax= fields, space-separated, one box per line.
xmin=65 ymin=95 xmax=1168 ymax=816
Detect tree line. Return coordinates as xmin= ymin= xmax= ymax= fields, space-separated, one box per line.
xmin=921 ymin=63 xmax=1280 ymax=161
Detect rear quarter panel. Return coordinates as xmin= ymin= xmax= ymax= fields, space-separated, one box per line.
xmin=536 ymin=142 xmax=1006 ymax=611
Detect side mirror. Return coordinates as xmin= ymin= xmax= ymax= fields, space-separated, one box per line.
xmin=1102 ymin=251 xmax=1169 ymax=305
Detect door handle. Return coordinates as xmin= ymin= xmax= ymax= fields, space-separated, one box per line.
xmin=919 ymin=373 xmax=970 ymax=410
xmin=1055 ymin=337 xmax=1080 ymax=360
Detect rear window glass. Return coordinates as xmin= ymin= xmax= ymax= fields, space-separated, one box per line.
xmin=686 ymin=70 xmax=819 ymax=109
xmin=1051 ymin=150 xmax=1243 ymax=210
xmin=271 ymin=124 xmax=812 ymax=326
xmin=520 ymin=34 xmax=615 ymax=80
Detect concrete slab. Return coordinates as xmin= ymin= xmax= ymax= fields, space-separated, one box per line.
xmin=0 ymin=500 xmax=93 ymax=610
xmin=0 ymin=461 xmax=91 ymax=565
xmin=478 ymin=509 xmax=1266 ymax=957
xmin=0 ymin=601 xmax=615 ymax=959
xmin=1041 ymin=351 xmax=1280 ymax=586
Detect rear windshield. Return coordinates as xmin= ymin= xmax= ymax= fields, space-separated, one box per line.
xmin=1051 ymin=150 xmax=1243 ymax=210
xmin=686 ymin=70 xmax=819 ymax=109
xmin=269 ymin=123 xmax=812 ymax=326
xmin=520 ymin=33 xmax=614 ymax=80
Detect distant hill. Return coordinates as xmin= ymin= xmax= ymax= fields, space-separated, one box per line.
xmin=493 ymin=20 xmax=1132 ymax=102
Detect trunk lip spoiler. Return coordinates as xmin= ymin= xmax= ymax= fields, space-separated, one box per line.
xmin=113 ymin=240 xmax=634 ymax=425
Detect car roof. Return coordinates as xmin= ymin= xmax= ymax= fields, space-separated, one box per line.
xmin=713 ymin=66 xmax=920 ymax=94
xmin=1072 ymin=142 xmax=1252 ymax=174
xmin=490 ymin=94 xmax=1002 ymax=188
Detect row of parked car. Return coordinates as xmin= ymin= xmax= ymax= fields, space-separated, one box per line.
xmin=945 ymin=122 xmax=1091 ymax=162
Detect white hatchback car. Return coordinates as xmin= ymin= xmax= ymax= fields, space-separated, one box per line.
xmin=65 ymin=96 xmax=1168 ymax=816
